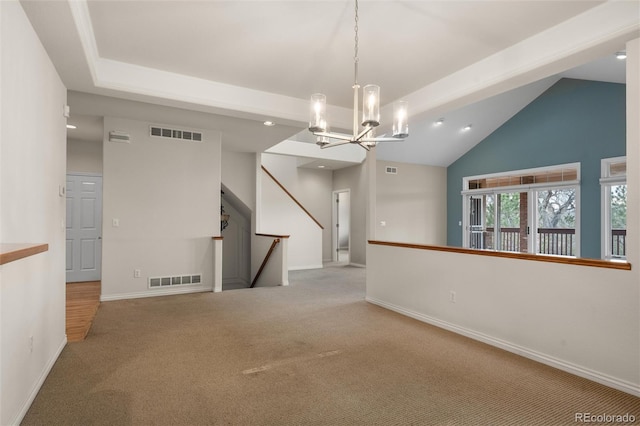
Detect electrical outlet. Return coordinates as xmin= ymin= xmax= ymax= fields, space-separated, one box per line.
xmin=134 ymin=269 xmax=141 ymax=278
xmin=449 ymin=291 xmax=456 ymax=303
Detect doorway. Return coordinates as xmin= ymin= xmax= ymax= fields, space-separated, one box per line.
xmin=332 ymin=189 xmax=350 ymax=263
xmin=66 ymin=173 xmax=103 ymax=282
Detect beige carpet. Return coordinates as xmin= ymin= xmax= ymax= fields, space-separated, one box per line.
xmin=23 ymin=265 xmax=640 ymax=425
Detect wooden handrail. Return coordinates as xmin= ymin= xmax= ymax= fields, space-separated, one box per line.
xmin=250 ymin=238 xmax=281 ymax=288
xmin=256 ymin=233 xmax=290 ymax=239
xmin=0 ymin=243 xmax=48 ymax=265
xmin=368 ymin=240 xmax=631 ymax=271
xmin=261 ymin=166 xmax=324 ymax=229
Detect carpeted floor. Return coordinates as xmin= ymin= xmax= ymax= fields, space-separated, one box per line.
xmin=23 ymin=264 xmax=640 ymax=425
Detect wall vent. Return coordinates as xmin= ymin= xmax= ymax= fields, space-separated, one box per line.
xmin=109 ymin=131 xmax=131 ymax=143
xmin=149 ymin=273 xmax=202 ymax=289
xmin=385 ymin=166 xmax=398 ymax=174
xmin=149 ymin=125 xmax=203 ymax=142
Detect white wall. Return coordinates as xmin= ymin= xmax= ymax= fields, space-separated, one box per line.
xmin=67 ymin=138 xmax=103 ymax=174
xmin=366 ymin=245 xmax=639 ymax=395
xmin=101 ymin=117 xmax=221 ymax=300
xmin=376 ymin=161 xmax=447 ymax=245
xmin=334 ymin=163 xmax=367 ymax=266
xmin=0 ymin=2 xmax=67 ymax=424
xmin=367 ymin=38 xmax=640 ymax=397
xmin=221 ymin=150 xmax=256 ymax=213
xmin=260 ymin=154 xmax=326 ymax=269
xmin=298 ymin=166 xmax=333 ymax=260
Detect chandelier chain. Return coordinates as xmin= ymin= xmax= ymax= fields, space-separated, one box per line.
xmin=353 ymin=0 xmax=359 ymax=85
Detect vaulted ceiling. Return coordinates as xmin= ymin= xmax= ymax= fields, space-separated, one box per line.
xmin=20 ymin=0 xmax=639 ymax=167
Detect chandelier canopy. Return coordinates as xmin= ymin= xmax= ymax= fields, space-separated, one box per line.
xmin=308 ymin=0 xmax=408 ymax=151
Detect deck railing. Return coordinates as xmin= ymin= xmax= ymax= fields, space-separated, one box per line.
xmin=612 ymin=229 xmax=626 ymax=258
xmin=537 ymin=228 xmax=575 ymax=256
xmin=481 ymin=228 xmax=626 ymax=257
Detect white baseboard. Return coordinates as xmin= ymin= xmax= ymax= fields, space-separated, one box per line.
xmin=12 ymin=336 xmax=67 ymax=426
xmin=366 ymin=296 xmax=640 ymax=397
xmin=288 ymin=264 xmax=324 ymax=271
xmin=101 ymin=285 xmax=212 ymax=301
xmin=349 ymin=262 xmax=366 ymax=268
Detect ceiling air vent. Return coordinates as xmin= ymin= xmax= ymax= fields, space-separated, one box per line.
xmin=385 ymin=166 xmax=398 ymax=174
xmin=108 ymin=131 xmax=131 ymax=143
xmin=150 ymin=125 xmax=203 ymax=142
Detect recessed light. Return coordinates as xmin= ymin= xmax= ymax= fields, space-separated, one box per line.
xmin=66 ymin=124 xmax=77 ymax=129
xmin=462 ymin=125 xmax=472 ymax=132
xmin=263 ymin=121 xmax=275 ymax=127
xmin=615 ymin=51 xmax=627 ymax=60
xmin=434 ymin=118 xmax=444 ymax=127
xmin=318 ymin=165 xmax=326 ymax=169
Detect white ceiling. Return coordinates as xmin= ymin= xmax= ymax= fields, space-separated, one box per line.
xmin=20 ymin=0 xmax=637 ymax=167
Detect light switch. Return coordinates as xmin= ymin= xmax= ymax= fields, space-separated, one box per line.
xmin=112 ymin=218 xmax=119 ymax=227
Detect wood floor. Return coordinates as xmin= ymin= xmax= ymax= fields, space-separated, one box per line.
xmin=66 ymin=281 xmax=101 ymax=342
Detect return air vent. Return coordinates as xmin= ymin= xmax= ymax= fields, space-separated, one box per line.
xmin=108 ymin=131 xmax=131 ymax=143
xmin=148 ymin=273 xmax=202 ymax=288
xmin=149 ymin=125 xmax=203 ymax=142
xmin=385 ymin=166 xmax=398 ymax=174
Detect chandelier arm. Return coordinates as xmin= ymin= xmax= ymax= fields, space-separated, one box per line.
xmin=354 ymin=126 xmax=374 ymax=142
xmin=313 ymin=131 xmax=353 ymax=141
xmin=363 ymin=137 xmax=405 ymax=142
xmin=319 ymin=140 xmax=352 ymax=149
xmin=357 ymin=142 xmax=371 ymax=151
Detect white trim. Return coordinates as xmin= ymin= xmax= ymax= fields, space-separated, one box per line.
xmin=599 ymin=176 xmax=627 ymax=185
xmin=349 ymin=262 xmax=366 ymax=268
xmin=600 ymin=156 xmax=627 ymax=260
xmin=601 ymin=156 xmax=627 ymax=179
xmin=366 ymin=296 xmax=640 ymax=397
xmin=288 ymin=264 xmax=324 ymax=271
xmin=11 ymin=337 xmax=67 ymax=426
xmin=462 ymin=162 xmax=581 ymax=195
xmin=101 ymin=286 xmax=210 ymax=301
xmin=462 ymin=180 xmax=579 ymax=196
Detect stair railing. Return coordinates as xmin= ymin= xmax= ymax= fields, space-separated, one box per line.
xmin=250 ymin=238 xmax=280 ymax=288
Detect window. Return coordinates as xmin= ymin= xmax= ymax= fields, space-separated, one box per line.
xmin=463 ymin=164 xmax=580 ymax=257
xmin=601 ymin=157 xmax=626 ymax=260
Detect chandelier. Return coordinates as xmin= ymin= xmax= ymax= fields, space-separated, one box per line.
xmin=308 ymin=0 xmax=408 ymax=150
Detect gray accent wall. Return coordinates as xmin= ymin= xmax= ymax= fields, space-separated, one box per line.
xmin=447 ymin=78 xmax=626 ymax=259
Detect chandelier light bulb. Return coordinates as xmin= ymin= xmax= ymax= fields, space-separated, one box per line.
xmin=309 ymin=93 xmax=327 ymax=132
xmin=392 ymin=101 xmax=409 ymax=138
xmin=362 ymin=85 xmax=380 ymax=127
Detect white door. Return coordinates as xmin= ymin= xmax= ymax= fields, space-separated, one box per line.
xmin=66 ymin=174 xmax=103 ymax=282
